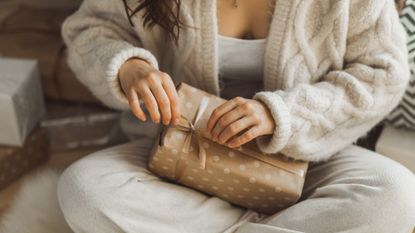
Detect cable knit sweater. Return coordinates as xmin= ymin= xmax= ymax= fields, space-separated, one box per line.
xmin=62 ymin=0 xmax=409 ymax=162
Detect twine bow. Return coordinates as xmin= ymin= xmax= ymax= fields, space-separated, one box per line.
xmin=173 ymin=96 xmax=210 ymax=169
xmin=170 ymin=96 xmax=305 ymax=179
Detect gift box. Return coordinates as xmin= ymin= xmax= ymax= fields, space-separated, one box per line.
xmin=0 ymin=127 xmax=49 ymax=190
xmin=120 ymin=109 xmax=163 ymax=141
xmin=148 ymin=83 xmax=308 ymax=214
xmin=0 ymin=5 xmax=100 ymax=104
xmin=0 ymin=58 xmax=46 ymax=146
xmin=41 ymin=101 xmax=128 ymax=152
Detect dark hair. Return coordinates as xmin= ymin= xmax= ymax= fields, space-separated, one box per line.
xmin=122 ymin=0 xmax=406 ymax=43
xmin=122 ymin=0 xmax=186 ymax=44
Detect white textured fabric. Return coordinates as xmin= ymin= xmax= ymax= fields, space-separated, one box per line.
xmin=57 ymin=137 xmax=415 ymax=233
xmin=1 ymin=170 xmax=72 ymax=233
xmin=218 ymin=35 xmax=266 ymax=100
xmin=62 ymin=0 xmax=410 ymax=162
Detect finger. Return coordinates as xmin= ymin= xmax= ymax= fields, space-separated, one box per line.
xmin=218 ymin=116 xmax=257 ymax=144
xmin=211 ymin=105 xmax=247 ymax=141
xmin=227 ymin=126 xmax=259 ymax=148
xmin=149 ymin=81 xmax=171 ymax=125
xmin=207 ymin=97 xmax=246 ymax=133
xmin=161 ymin=74 xmax=181 ymax=125
xmin=128 ymin=89 xmax=146 ymax=121
xmin=139 ymin=86 xmax=161 ymax=123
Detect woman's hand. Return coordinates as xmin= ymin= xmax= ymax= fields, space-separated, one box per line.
xmin=119 ymin=58 xmax=181 ymax=125
xmin=206 ymin=97 xmax=275 ymax=148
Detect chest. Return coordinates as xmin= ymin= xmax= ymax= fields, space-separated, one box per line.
xmin=153 ymin=0 xmax=347 ymax=96
xmin=216 ymin=0 xmax=276 ymax=39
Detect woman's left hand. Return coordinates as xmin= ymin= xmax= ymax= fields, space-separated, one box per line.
xmin=206 ymin=96 xmax=275 ymax=148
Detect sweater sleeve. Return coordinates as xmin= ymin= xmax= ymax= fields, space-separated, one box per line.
xmin=253 ymin=0 xmax=410 ymax=162
xmin=61 ymin=0 xmax=159 ymax=110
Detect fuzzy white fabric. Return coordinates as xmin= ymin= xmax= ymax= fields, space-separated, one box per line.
xmin=57 ymin=138 xmax=415 ymax=233
xmin=63 ymin=0 xmax=410 ymax=162
xmin=0 ymin=170 xmax=72 ymax=233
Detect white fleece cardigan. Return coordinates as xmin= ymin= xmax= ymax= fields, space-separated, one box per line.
xmin=62 ymin=0 xmax=409 ymax=162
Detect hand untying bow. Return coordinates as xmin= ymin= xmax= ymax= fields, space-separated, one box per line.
xmin=206 ymin=96 xmax=276 ymax=148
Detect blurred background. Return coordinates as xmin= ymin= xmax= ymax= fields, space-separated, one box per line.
xmin=0 ymin=0 xmax=413 ymax=232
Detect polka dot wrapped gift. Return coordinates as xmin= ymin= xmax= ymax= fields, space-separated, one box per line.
xmin=148 ymin=83 xmax=309 ymax=214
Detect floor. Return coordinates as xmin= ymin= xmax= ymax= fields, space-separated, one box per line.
xmin=0 ymin=146 xmax=103 ymax=218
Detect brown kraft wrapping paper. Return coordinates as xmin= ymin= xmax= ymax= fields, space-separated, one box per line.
xmin=148 ymin=83 xmax=309 ymax=214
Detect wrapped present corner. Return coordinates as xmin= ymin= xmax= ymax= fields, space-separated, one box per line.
xmin=148 ymin=83 xmax=308 ymax=214
xmin=0 ymin=127 xmax=49 ymax=190
xmin=0 ymin=58 xmax=46 ymax=146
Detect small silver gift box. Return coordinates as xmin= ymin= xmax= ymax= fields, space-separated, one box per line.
xmin=0 ymin=58 xmax=46 ymax=146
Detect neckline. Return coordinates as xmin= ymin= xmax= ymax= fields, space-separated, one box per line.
xmin=197 ymin=0 xmax=293 ymax=95
xmin=218 ymin=34 xmax=267 ymax=42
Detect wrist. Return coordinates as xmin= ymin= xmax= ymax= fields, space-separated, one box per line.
xmin=118 ymin=58 xmax=156 ymax=94
xmin=119 ymin=58 xmax=153 ymax=79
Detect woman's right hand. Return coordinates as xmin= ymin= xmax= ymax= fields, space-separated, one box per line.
xmin=119 ymin=58 xmax=181 ymax=126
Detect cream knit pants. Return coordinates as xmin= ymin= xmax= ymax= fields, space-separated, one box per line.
xmin=57 ymin=136 xmax=415 ymax=233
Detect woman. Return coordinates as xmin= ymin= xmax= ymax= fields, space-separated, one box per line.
xmin=57 ymin=0 xmax=415 ymax=232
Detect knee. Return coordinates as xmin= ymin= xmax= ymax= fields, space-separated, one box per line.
xmin=381 ymin=163 xmax=415 ymax=215
xmin=57 ymin=157 xmax=108 ymax=228
xmin=361 ymin=158 xmax=415 ymax=230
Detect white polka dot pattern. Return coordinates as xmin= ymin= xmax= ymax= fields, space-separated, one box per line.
xmin=147 ymin=83 xmax=308 ymax=215
xmin=148 ymin=135 xmax=307 ymax=214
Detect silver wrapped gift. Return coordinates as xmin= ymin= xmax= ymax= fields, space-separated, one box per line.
xmin=0 ymin=58 xmax=46 ymax=146
xmin=41 ymin=101 xmax=128 ymax=151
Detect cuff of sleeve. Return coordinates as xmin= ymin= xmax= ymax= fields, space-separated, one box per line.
xmin=253 ymin=91 xmax=292 ymax=154
xmin=106 ymin=47 xmax=159 ymax=109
